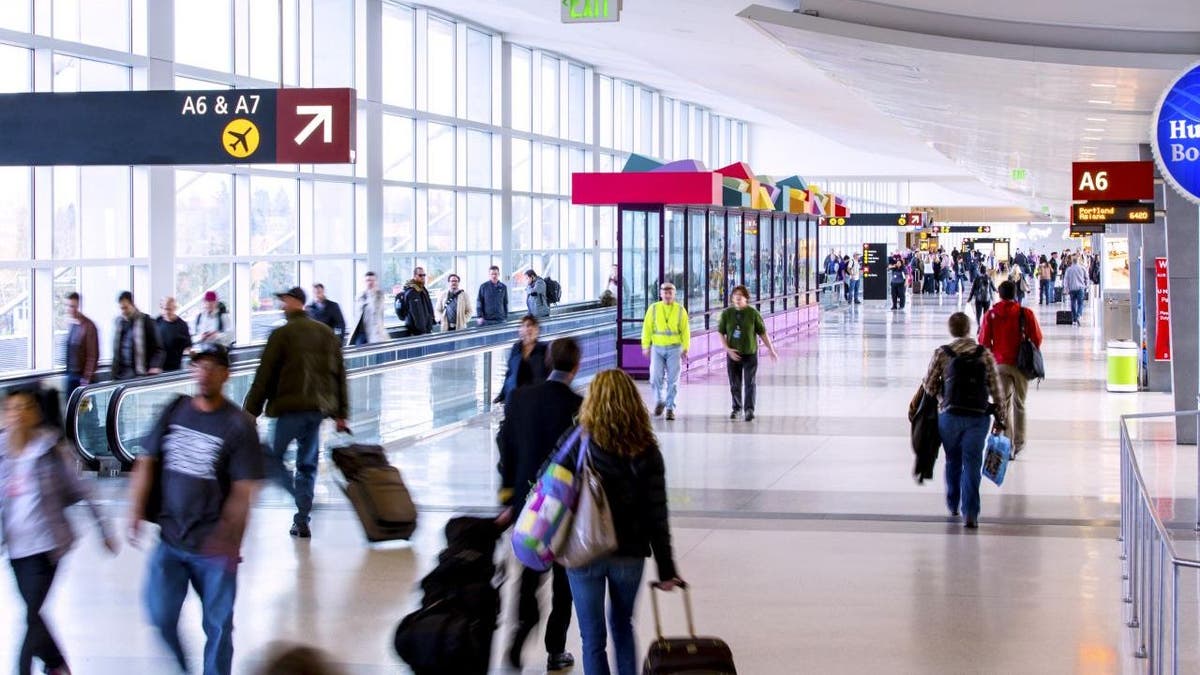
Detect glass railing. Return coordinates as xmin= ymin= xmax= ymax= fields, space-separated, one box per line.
xmin=76 ymin=307 xmax=617 ymax=467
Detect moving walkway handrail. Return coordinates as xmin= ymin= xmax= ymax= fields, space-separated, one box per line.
xmin=1118 ymin=410 xmax=1200 ymax=674
xmin=74 ymin=305 xmax=616 ymax=466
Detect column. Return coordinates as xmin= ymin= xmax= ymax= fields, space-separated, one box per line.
xmin=1138 ymin=145 xmax=1170 ymax=391
xmin=145 ymin=0 xmax=175 ymax=314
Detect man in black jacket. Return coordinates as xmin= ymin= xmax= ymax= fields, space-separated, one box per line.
xmin=395 ymin=267 xmax=435 ymax=335
xmin=112 ymin=291 xmax=165 ymax=379
xmin=305 ymin=283 xmax=347 ymax=342
xmin=498 ymin=338 xmax=581 ymax=672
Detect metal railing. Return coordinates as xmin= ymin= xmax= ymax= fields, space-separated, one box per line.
xmin=818 ymin=280 xmax=847 ymax=309
xmin=1118 ymin=410 xmax=1200 ymax=674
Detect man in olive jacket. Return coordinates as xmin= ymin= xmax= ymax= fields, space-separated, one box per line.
xmin=244 ymin=286 xmax=350 ymax=538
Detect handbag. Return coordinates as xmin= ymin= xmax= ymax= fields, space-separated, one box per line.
xmin=1015 ymin=309 xmax=1045 ymax=383
xmin=982 ymin=433 xmax=1012 ymax=486
xmin=556 ymin=445 xmax=617 ymax=569
xmin=511 ymin=428 xmax=587 ymax=572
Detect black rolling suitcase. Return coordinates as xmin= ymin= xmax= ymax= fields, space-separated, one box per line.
xmin=643 ymin=584 xmax=736 ymax=674
xmin=1056 ymin=310 xmax=1074 ymax=325
xmin=331 ymin=443 xmax=417 ymax=542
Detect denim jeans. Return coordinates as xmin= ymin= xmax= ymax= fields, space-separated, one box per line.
xmin=567 ymin=557 xmax=645 ymax=675
xmin=1069 ymin=289 xmax=1085 ymax=323
xmin=11 ymin=553 xmax=64 ymax=675
xmin=270 ymin=410 xmax=325 ymax=524
xmin=145 ymin=543 xmax=239 ymax=675
xmin=848 ymin=279 xmax=861 ymax=302
xmin=938 ymin=412 xmax=991 ymax=520
xmin=1039 ymin=279 xmax=1052 ymax=304
xmin=649 ymin=345 xmax=682 ymax=411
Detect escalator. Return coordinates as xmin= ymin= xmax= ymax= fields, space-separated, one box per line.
xmin=63 ymin=304 xmax=618 ymax=469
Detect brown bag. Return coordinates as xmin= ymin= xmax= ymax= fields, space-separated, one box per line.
xmin=555 ymin=448 xmax=617 ymax=569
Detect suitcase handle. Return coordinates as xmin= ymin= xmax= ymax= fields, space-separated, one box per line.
xmin=648 ymin=582 xmax=695 ymax=640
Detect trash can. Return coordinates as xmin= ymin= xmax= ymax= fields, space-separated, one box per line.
xmin=1107 ymin=340 xmax=1138 ymax=392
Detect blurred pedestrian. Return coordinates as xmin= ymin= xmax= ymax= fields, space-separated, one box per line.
xmin=156 ymin=296 xmax=193 ymax=372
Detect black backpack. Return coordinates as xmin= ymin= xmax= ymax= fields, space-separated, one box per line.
xmin=543 ymin=277 xmax=561 ymax=304
xmin=941 ymin=345 xmax=991 ymax=416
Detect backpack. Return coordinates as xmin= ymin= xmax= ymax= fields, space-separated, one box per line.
xmin=971 ymin=278 xmax=992 ymax=303
xmin=543 ymin=276 xmax=561 ymax=304
xmin=941 ymin=345 xmax=991 ymax=416
xmin=394 ymin=292 xmax=407 ymax=322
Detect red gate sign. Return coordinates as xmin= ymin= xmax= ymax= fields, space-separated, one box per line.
xmin=1155 ymin=257 xmax=1171 ymax=361
xmin=1071 ymin=161 xmax=1154 ymax=202
xmin=275 ymin=88 xmax=355 ymax=163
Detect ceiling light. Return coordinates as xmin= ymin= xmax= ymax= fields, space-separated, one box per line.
xmin=1091 ymin=83 xmax=1117 ymax=88
xmin=1082 ymin=136 xmax=1103 ymax=141
xmin=1085 ymin=128 xmax=1105 ymax=132
xmin=1086 ymin=117 xmax=1108 ymax=122
xmin=1088 ymin=100 xmax=1113 ymax=105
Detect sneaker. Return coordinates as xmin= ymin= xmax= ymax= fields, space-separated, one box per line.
xmin=289 ymin=522 xmax=311 ymax=538
xmin=653 ymin=403 xmax=665 ymax=417
xmin=744 ymin=411 xmax=755 ymax=422
xmin=547 ymin=652 xmax=575 ymax=671
xmin=665 ymin=409 xmax=675 ymax=421
xmin=964 ymin=518 xmax=978 ymax=529
xmin=730 ymin=410 xmax=740 ymax=420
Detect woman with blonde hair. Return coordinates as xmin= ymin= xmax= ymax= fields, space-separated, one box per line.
xmin=566 ymin=369 xmax=683 ymax=675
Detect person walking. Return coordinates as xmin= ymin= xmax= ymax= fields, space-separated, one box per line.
xmin=1037 ymin=256 xmax=1053 ymax=305
xmin=1063 ymin=256 xmax=1090 ymax=326
xmin=128 ymin=343 xmax=264 ymax=675
xmin=156 ymin=297 xmax=193 ymax=373
xmin=498 ymin=338 xmax=583 ymax=673
xmin=2 ymin=388 xmax=116 ymax=675
xmin=305 ymin=283 xmax=347 ymax=343
xmin=641 ymin=282 xmax=690 ymax=421
xmin=717 ymin=286 xmax=778 ymax=422
xmin=62 ymin=292 xmax=99 ymax=392
xmin=889 ymin=255 xmax=907 ymax=310
xmin=112 ymin=291 xmax=165 ymax=380
xmin=524 ymin=270 xmax=551 ymax=319
xmin=561 ymin=369 xmax=683 ymax=675
xmin=968 ymin=267 xmax=997 ymax=328
xmin=193 ymin=291 xmax=234 ymax=348
xmin=351 ymin=271 xmax=388 ymax=345
xmin=845 ymin=255 xmax=862 ymax=304
xmin=979 ymin=281 xmax=1042 ymax=459
xmin=435 ymin=273 xmax=473 ymax=332
xmin=496 ymin=316 xmax=549 ymax=404
xmin=396 ymin=267 xmax=436 ymax=336
xmin=920 ymin=312 xmax=1009 ymax=528
xmin=476 ymin=266 xmax=509 ymax=326
xmin=244 ymin=287 xmax=350 ymax=538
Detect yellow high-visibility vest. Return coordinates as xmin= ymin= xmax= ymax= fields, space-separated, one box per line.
xmin=641 ymin=301 xmax=690 ymax=350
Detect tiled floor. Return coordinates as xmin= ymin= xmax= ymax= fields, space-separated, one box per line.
xmin=0 ymin=290 xmax=1186 ymax=673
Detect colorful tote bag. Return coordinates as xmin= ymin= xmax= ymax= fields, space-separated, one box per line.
xmin=512 ymin=428 xmax=587 ymax=571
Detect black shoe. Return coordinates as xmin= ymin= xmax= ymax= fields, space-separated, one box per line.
xmin=949 ymin=509 xmax=959 ymax=518
xmin=744 ymin=411 xmax=755 ymax=422
xmin=654 ymin=403 xmax=665 ymax=417
xmin=665 ymin=409 xmax=675 ymax=421
xmin=289 ymin=522 xmax=311 ymax=538
xmin=730 ymin=410 xmax=740 ymax=420
xmin=964 ymin=518 xmax=978 ymax=529
xmin=547 ymin=652 xmax=575 ymax=671
xmin=507 ymin=625 xmax=533 ymax=669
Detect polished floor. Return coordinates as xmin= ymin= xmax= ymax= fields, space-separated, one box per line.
xmin=0 ymin=288 xmax=1185 ymax=674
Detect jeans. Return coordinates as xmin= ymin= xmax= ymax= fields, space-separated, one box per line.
xmin=649 ymin=345 xmax=682 ymax=411
xmin=997 ymin=364 xmax=1028 ymax=451
xmin=11 ymin=553 xmax=64 ymax=675
xmin=974 ymin=301 xmax=990 ymax=328
xmin=515 ymin=563 xmax=573 ymax=655
xmin=847 ymin=279 xmax=861 ymax=302
xmin=270 ymin=410 xmax=325 ymax=524
xmin=1069 ymin=289 xmax=1085 ymax=324
xmin=1039 ymin=279 xmax=1052 ymax=304
xmin=938 ymin=413 xmax=991 ymax=520
xmin=567 ymin=557 xmax=645 ymax=675
xmin=727 ymin=353 xmax=759 ymax=412
xmin=145 ymin=542 xmax=239 ymax=675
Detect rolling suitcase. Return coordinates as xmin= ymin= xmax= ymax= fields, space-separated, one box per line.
xmin=331 ymin=443 xmax=418 ymax=542
xmin=1056 ymin=311 xmax=1074 ymax=325
xmin=643 ymin=584 xmax=736 ymax=674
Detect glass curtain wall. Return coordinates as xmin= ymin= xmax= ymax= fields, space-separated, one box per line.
xmin=0 ymin=0 xmax=750 ymax=375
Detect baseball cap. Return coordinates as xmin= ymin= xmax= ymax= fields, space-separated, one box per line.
xmin=203 ymin=291 xmax=218 ymax=302
xmin=190 ymin=342 xmax=230 ymax=368
xmin=275 ymin=286 xmax=307 ymax=304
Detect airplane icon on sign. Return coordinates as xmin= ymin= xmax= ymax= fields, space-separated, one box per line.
xmin=227 ymin=127 xmax=253 ymax=153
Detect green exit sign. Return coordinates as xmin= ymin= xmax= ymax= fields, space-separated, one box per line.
xmin=1011 ymin=168 xmax=1028 ymax=181
xmin=562 ymin=0 xmax=620 ymax=23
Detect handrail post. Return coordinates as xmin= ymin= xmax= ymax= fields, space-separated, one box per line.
xmin=1195 ymin=398 xmax=1199 ymax=532
xmin=1171 ymin=563 xmax=1178 ymax=675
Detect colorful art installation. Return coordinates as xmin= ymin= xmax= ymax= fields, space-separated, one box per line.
xmin=572 ymin=154 xmax=848 ymax=217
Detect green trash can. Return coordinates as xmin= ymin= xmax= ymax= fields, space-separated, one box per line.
xmin=1106 ymin=340 xmax=1138 ymax=392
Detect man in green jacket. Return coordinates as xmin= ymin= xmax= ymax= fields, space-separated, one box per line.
xmin=244 ymin=287 xmax=350 ymax=538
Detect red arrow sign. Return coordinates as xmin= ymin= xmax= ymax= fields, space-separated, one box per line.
xmin=275 ymin=88 xmax=355 ymax=163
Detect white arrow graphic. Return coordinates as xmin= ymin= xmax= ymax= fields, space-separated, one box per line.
xmin=294 ymin=105 xmax=333 ymax=145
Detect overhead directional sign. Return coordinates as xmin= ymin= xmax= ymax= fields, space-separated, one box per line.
xmin=1071 ymin=201 xmax=1154 ymax=226
xmin=932 ymin=225 xmax=991 ymax=234
xmin=1071 ymin=161 xmax=1154 ymax=202
xmin=820 ymin=213 xmax=914 ymax=226
xmin=0 ymin=88 xmax=355 ymax=166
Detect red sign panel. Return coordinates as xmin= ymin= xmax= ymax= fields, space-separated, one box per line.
xmin=571 ymin=172 xmax=722 ymax=206
xmin=275 ymin=88 xmax=355 ymax=163
xmin=1155 ymin=257 xmax=1171 ymax=361
xmin=1071 ymin=161 xmax=1154 ymax=202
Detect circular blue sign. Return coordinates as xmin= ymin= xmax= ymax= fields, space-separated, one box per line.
xmin=1153 ymin=61 xmax=1200 ymax=205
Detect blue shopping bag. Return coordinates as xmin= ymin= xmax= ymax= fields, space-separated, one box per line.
xmin=982 ymin=433 xmax=1012 ymax=486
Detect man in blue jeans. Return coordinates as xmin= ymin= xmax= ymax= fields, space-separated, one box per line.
xmin=128 ymin=343 xmax=264 ymax=674
xmin=1063 ymin=255 xmax=1090 ymax=326
xmin=919 ymin=312 xmax=1009 ymax=528
xmin=244 ymin=287 xmax=350 ymax=538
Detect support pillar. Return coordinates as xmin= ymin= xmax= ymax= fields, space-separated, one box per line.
xmin=1137 ymin=145 xmax=1171 ymax=392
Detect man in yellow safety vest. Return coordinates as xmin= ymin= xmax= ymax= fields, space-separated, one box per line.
xmin=641 ymin=282 xmax=690 ymax=420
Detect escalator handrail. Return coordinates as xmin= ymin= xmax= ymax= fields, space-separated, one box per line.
xmin=102 ymin=307 xmax=618 ymax=465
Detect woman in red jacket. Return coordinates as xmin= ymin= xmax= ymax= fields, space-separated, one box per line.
xmin=978 ymin=280 xmax=1043 ymax=458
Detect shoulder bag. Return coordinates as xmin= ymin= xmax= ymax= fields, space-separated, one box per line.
xmin=556 ymin=442 xmax=618 ymax=568
xmin=1015 ymin=309 xmax=1045 ymax=383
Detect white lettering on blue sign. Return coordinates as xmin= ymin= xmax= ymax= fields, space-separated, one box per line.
xmin=1152 ymin=61 xmax=1200 ymax=204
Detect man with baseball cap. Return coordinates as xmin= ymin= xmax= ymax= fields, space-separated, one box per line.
xmin=128 ymin=340 xmax=264 ymax=674
xmin=194 ymin=290 xmax=234 ymax=347
xmin=244 ymin=287 xmax=350 ymax=538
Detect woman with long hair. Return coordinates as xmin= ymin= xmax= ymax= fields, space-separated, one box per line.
xmin=567 ymin=369 xmax=683 ymax=675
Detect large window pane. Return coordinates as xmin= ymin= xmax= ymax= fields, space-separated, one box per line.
xmin=426 ymin=18 xmax=455 ymax=116
xmin=383 ymin=186 xmax=415 ymax=252
xmin=568 ymin=64 xmax=586 ymax=142
xmin=176 ymin=0 xmax=232 ymax=72
xmin=0 ymin=1 xmax=30 ymax=32
xmin=540 ymin=144 xmax=559 ymax=194
xmin=512 ymin=139 xmax=532 ymax=193
xmin=0 ymin=169 xmax=31 ymax=260
xmin=53 ymin=55 xmax=129 ymax=92
xmin=427 ymin=122 xmax=455 ymax=185
xmin=55 ymin=0 xmax=130 ymax=52
xmin=52 ymin=167 xmax=79 ymax=259
xmin=598 ymin=76 xmax=613 ymax=148
xmin=511 ymin=47 xmax=532 ymax=133
xmin=539 ymin=55 xmax=560 ymax=137
xmin=513 ymin=196 xmax=532 ymax=250
xmin=249 ymin=177 xmax=298 ymax=255
xmin=55 ymin=266 xmax=130 ymax=362
xmin=247 ymin=0 xmax=280 ymax=81
xmin=382 ymin=3 xmax=415 ymax=107
xmin=466 ymin=130 xmax=492 ymax=189
xmin=177 ymin=171 xmax=233 ymax=257
xmin=312 ymin=259 xmax=355 ymax=314
xmin=0 ymin=45 xmax=30 ymax=93
xmin=539 ymin=199 xmax=560 ymax=249
xmin=312 ymin=0 xmax=354 ymax=87
xmin=313 ymin=182 xmax=354 ymax=254
xmin=249 ymin=261 xmax=295 ymax=341
xmin=466 ymin=193 xmax=492 ymax=251
xmin=80 ymin=167 xmax=132 ymax=259
xmin=176 ymin=263 xmax=232 ymax=324
xmin=426 ymin=189 xmax=455 ymax=252
xmin=382 ymin=114 xmax=415 ymax=181
xmin=0 ymin=269 xmax=30 ymax=372
xmin=466 ymin=29 xmax=492 ymax=123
